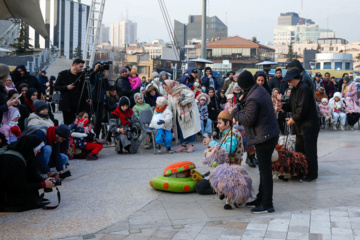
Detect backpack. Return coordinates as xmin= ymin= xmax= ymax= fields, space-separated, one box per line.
xmin=0 ymin=148 xmax=26 ymax=165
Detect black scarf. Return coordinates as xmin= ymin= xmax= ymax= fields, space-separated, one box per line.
xmin=35 ymin=112 xmax=49 ymax=119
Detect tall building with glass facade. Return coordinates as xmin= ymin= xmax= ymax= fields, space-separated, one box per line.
xmin=110 ymin=20 xmax=137 ymax=48
xmin=28 ymin=0 xmax=90 ymax=59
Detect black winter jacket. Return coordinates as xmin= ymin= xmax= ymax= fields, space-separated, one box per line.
xmin=232 ymin=84 xmax=279 ymax=146
xmin=268 ymin=76 xmax=288 ymax=95
xmin=282 ymin=81 xmax=319 ymax=135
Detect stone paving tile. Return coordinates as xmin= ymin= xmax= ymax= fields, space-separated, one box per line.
xmin=287 ymin=231 xmax=310 ymax=240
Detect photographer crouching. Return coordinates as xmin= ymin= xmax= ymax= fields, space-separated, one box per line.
xmin=230 ymin=70 xmax=279 ymax=214
xmin=90 ymin=61 xmax=111 ymax=139
xmin=276 ymin=67 xmax=320 ymax=183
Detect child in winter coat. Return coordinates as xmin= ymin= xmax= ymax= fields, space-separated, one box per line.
xmin=329 ymin=92 xmax=347 ymax=131
xmin=318 ymin=98 xmax=334 ymax=125
xmin=224 ymin=94 xmax=235 ymax=111
xmin=71 ymin=112 xmax=103 ymax=160
xmin=132 ymin=92 xmax=153 ymax=118
xmin=344 ymin=92 xmax=360 ymax=130
xmin=129 ymin=69 xmax=141 ymax=91
xmin=149 ymin=97 xmax=173 ymax=153
xmin=27 ymin=100 xmax=54 ymax=127
xmin=0 ymin=106 xmax=22 ymax=144
xmin=196 ymin=93 xmax=212 ymax=138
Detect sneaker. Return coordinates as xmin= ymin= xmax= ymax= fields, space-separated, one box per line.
xmin=251 ymin=205 xmax=275 ymax=214
xmin=186 ymin=144 xmax=194 ymax=153
xmin=331 ymin=118 xmax=335 ymax=123
xmin=86 ymin=155 xmax=98 ymax=161
xmin=157 ymin=145 xmax=162 ymax=153
xmin=245 ymin=156 xmax=256 ymax=168
xmin=203 ymin=133 xmax=209 ymax=138
xmin=175 ymin=145 xmax=187 ymax=152
xmin=332 ymin=124 xmax=337 ymax=131
xmin=245 ymin=198 xmax=261 ymax=208
xmin=349 ymin=126 xmax=354 ymax=131
xmin=300 ymin=177 xmax=316 ymax=183
xmin=340 ymin=125 xmax=345 ymax=131
xmin=166 ymin=147 xmax=173 ymax=154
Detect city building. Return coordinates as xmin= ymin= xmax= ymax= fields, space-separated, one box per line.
xmin=99 ymin=24 xmax=109 ymax=44
xmin=195 ymin=35 xmax=275 ymax=72
xmin=274 ymin=12 xmax=335 ymax=45
xmin=143 ymin=42 xmax=179 ymax=61
xmin=184 ymin=38 xmax=202 ymax=61
xmin=110 ymin=19 xmax=137 ymax=48
xmin=174 ymin=15 xmax=228 ymax=49
xmin=313 ymin=53 xmax=353 ymax=70
xmin=28 ymin=0 xmax=90 ymax=59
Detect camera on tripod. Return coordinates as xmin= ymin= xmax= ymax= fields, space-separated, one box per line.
xmin=97 ymin=60 xmax=113 ymax=72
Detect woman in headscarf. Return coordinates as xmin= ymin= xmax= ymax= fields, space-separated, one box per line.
xmin=254 ymin=71 xmax=272 ymax=95
xmin=162 ymin=80 xmax=201 ymax=153
xmin=231 ymin=70 xmax=279 ymax=214
xmin=24 ymin=88 xmax=39 ymax=113
xmin=341 ymin=76 xmax=358 ymax=103
xmin=0 ymin=135 xmax=55 ymax=212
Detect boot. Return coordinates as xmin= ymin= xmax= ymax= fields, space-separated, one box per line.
xmin=340 ymin=125 xmax=345 ymax=131
xmin=245 ymin=155 xmax=256 ymax=168
xmin=332 ymin=124 xmax=337 ymax=131
xmin=251 ymin=154 xmax=258 ymax=165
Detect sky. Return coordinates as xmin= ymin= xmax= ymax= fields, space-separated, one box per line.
xmin=82 ymin=0 xmax=360 ymax=44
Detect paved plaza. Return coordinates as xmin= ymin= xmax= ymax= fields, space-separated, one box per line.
xmin=1 ymin=127 xmax=360 ymax=240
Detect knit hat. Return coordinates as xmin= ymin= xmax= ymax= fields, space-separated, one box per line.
xmin=134 ymin=92 xmax=144 ymax=102
xmin=156 ymin=96 xmax=168 ymax=107
xmin=119 ymin=96 xmax=130 ymax=107
xmin=238 ymin=70 xmax=255 ymax=91
xmin=321 ymin=98 xmax=328 ymax=103
xmin=140 ymin=86 xmax=145 ymax=92
xmin=130 ymin=68 xmax=137 ymax=75
xmin=233 ymin=83 xmax=240 ymax=93
xmin=196 ymin=93 xmax=210 ymax=105
xmin=0 ymin=64 xmax=10 ymax=79
xmin=55 ymin=124 xmax=71 ymax=139
xmin=150 ymin=71 xmax=159 ymax=80
xmin=333 ymin=92 xmax=342 ymax=99
xmin=108 ymin=85 xmax=116 ymax=91
xmin=119 ymin=67 xmax=127 ymax=74
xmin=25 ymin=88 xmax=38 ymax=99
xmin=226 ymin=94 xmax=234 ymax=100
xmin=218 ymin=110 xmax=232 ymax=121
xmin=345 ymin=92 xmax=352 ymax=97
xmin=33 ymin=100 xmax=48 ymax=113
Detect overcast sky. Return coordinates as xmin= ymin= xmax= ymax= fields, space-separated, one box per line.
xmin=82 ymin=0 xmax=360 ymax=44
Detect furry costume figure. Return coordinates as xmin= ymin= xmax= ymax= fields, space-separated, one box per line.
xmin=271 ymin=144 xmax=308 ymax=180
xmin=202 ymin=145 xmax=253 ymax=209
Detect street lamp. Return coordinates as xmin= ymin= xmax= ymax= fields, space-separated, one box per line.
xmin=189 ymin=58 xmax=213 ymax=78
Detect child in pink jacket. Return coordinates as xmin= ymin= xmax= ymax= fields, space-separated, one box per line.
xmin=129 ymin=69 xmax=141 ymax=91
xmin=318 ymin=98 xmax=334 ymax=124
xmin=344 ymin=92 xmax=360 ymax=130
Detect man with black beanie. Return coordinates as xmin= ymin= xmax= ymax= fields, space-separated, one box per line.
xmin=230 ymin=70 xmax=279 ymax=214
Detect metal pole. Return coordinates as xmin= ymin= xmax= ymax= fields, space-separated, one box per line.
xmin=201 ymin=0 xmax=206 ymax=59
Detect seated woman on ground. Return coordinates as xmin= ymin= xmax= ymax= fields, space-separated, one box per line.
xmin=0 ymin=135 xmax=56 ymax=212
xmin=23 ymin=88 xmax=38 ymax=113
xmin=109 ymin=96 xmax=141 ymax=154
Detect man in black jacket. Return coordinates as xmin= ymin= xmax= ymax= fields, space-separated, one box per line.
xmin=54 ymin=59 xmax=89 ymax=125
xmin=268 ymin=68 xmax=288 ymax=95
xmin=231 ymin=70 xmax=279 ymax=214
xmin=277 ymin=67 xmax=320 ymax=183
xmin=13 ymin=65 xmax=42 ymax=97
xmin=115 ymin=67 xmax=136 ymax=105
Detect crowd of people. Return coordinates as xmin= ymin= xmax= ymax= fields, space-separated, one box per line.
xmin=0 ymin=57 xmax=359 ymax=213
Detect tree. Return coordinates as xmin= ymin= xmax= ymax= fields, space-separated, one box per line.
xmin=9 ymin=21 xmax=33 ymax=55
xmin=252 ymin=36 xmax=257 ymax=43
xmin=316 ymin=43 xmax=321 ymax=53
xmin=73 ymin=46 xmax=83 ymax=59
xmin=286 ymin=42 xmax=295 ymax=62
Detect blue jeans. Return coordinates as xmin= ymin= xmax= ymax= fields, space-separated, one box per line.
xmin=177 ymin=124 xmax=196 ymax=145
xmin=200 ymin=119 xmax=212 ymax=134
xmin=36 ymin=145 xmax=52 ymax=174
xmin=332 ymin=112 xmax=346 ymax=126
xmin=155 ymin=129 xmax=172 ymax=148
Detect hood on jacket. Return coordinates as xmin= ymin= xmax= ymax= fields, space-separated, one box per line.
xmin=145 ymin=85 xmax=162 ymax=97
xmin=158 ymin=71 xmax=169 ymax=81
xmin=180 ymin=75 xmax=193 ymax=87
xmin=196 ymin=93 xmax=210 ymax=105
xmin=134 ymin=92 xmax=145 ymax=104
xmin=1 ymin=106 xmax=19 ymax=124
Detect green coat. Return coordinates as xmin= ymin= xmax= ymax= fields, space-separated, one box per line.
xmin=132 ymin=102 xmax=153 ymax=118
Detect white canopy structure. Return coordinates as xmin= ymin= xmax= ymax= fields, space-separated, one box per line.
xmin=0 ymin=0 xmax=48 ymax=38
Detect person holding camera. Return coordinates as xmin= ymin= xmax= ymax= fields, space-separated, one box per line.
xmin=230 ymin=70 xmax=279 ymax=214
xmin=90 ymin=62 xmax=111 ymax=139
xmin=54 ymin=59 xmax=89 ymax=125
xmin=0 ymin=135 xmax=56 ymax=212
xmin=276 ymin=67 xmax=320 ymax=183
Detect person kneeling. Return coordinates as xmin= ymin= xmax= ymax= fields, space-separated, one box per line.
xmin=109 ymin=97 xmax=141 ymax=154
